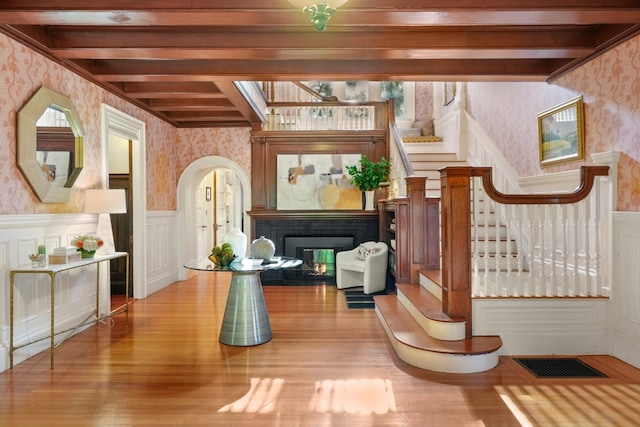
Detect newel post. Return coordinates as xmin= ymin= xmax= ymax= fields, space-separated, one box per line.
xmin=440 ymin=167 xmax=473 ymax=337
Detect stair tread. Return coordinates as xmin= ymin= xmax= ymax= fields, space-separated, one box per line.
xmin=420 ymin=269 xmax=442 ymax=286
xmin=374 ymin=295 xmax=502 ymax=355
xmin=396 ymin=283 xmax=458 ymax=323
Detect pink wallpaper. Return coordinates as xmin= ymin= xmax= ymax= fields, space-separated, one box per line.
xmin=0 ymin=33 xmax=176 ymax=214
xmin=414 ymin=82 xmax=433 ymax=122
xmin=2 ymin=30 xmax=637 ymax=214
xmin=466 ymin=36 xmax=640 ymax=211
xmin=175 ymin=128 xmax=252 ymax=179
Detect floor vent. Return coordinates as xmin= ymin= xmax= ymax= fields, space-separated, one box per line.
xmin=514 ymin=358 xmax=607 ymax=378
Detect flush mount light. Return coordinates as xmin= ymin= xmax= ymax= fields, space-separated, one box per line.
xmin=288 ymin=0 xmax=349 ymax=31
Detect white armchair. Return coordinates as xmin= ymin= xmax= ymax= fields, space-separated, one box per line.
xmin=336 ymin=241 xmax=388 ymax=294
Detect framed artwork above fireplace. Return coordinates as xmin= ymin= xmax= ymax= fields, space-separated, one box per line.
xmin=277 ymin=153 xmax=362 ymax=210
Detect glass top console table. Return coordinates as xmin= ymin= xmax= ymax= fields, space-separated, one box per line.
xmin=184 ymin=257 xmax=302 ymax=347
xmin=9 ymin=252 xmax=129 ymax=369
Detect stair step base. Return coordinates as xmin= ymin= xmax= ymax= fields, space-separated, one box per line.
xmin=396 ymin=283 xmax=466 ymax=341
xmin=374 ymin=295 xmax=502 ymax=373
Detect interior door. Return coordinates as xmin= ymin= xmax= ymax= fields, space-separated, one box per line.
xmin=214 ymin=169 xmax=232 ymax=246
xmin=109 ymin=174 xmax=133 ymax=295
xmin=196 ymin=175 xmax=214 ymax=260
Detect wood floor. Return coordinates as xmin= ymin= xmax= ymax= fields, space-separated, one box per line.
xmin=2 ymin=272 xmax=640 ymax=426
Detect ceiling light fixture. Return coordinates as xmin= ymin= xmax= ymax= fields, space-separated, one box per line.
xmin=289 ymin=0 xmax=349 ymax=31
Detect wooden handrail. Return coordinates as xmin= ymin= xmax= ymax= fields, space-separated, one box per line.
xmin=388 ymin=99 xmax=414 ymax=178
xmin=472 ymin=165 xmax=610 ymax=204
xmin=292 ymin=81 xmax=337 ymax=101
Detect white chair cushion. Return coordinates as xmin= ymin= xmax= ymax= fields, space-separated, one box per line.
xmin=339 ymin=259 xmax=365 ymax=272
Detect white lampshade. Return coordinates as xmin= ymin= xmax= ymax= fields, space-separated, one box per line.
xmin=85 ymin=189 xmax=127 ymax=214
xmin=85 ymin=189 xmax=127 ymax=255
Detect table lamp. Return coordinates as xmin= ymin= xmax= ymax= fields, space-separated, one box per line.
xmin=85 ymin=189 xmax=127 ymax=254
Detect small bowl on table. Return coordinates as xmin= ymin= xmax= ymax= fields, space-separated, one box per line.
xmin=241 ymin=258 xmax=264 ymax=268
xmin=28 ymin=253 xmax=46 ymax=267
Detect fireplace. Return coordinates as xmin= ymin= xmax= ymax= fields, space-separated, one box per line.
xmin=284 ymin=236 xmax=354 ymax=284
xmin=250 ymin=211 xmax=379 ymax=285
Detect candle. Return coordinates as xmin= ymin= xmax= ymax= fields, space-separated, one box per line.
xmin=38 ymin=245 xmax=46 ymax=255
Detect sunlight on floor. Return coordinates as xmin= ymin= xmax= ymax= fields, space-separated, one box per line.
xmin=496 ymin=384 xmax=640 ymax=426
xmin=309 ymin=378 xmax=396 ymax=415
xmin=217 ymin=378 xmax=397 ymax=416
xmin=218 ymin=378 xmax=285 ymax=414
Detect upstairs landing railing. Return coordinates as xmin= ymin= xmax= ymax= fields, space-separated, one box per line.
xmin=261 ymin=81 xmax=381 ymax=131
xmin=440 ymin=166 xmax=610 ymax=337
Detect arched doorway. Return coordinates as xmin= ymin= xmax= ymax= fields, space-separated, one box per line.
xmin=176 ymin=156 xmax=251 ymax=280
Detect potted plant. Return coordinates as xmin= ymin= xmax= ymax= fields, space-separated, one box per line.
xmin=346 ymin=154 xmax=390 ymax=210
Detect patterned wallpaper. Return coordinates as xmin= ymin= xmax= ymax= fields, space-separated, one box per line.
xmin=465 ymin=36 xmax=639 ymax=211
xmin=414 ymin=82 xmax=433 ymax=122
xmin=0 ymin=34 xmax=176 ymax=214
xmin=2 ymin=31 xmax=637 ymax=214
xmin=175 ymin=127 xmax=252 ymax=180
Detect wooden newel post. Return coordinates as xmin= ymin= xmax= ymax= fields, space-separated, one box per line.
xmin=440 ymin=167 xmax=473 ymax=337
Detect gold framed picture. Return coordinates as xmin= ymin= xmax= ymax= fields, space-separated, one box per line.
xmin=538 ymin=96 xmax=584 ymax=166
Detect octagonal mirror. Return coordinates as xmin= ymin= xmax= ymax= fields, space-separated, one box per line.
xmin=17 ymin=87 xmax=84 ymax=203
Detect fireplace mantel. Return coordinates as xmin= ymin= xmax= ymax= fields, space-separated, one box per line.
xmin=249 ymin=210 xmax=379 ymax=284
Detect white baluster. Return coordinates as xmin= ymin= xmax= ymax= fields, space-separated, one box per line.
xmin=570 ymin=201 xmax=580 ymax=295
xmin=504 ymin=204 xmax=514 ymax=296
xmin=582 ymin=198 xmax=592 ymax=296
xmin=482 ymin=182 xmax=492 ymax=295
xmin=526 ymin=205 xmax=535 ymax=296
xmin=493 ymin=201 xmax=503 ymax=296
xmin=591 ymin=180 xmax=602 ymax=296
xmin=471 ymin=177 xmax=483 ymax=296
xmin=535 ymin=205 xmax=546 ymax=296
xmin=548 ymin=204 xmax=558 ymax=295
xmin=514 ymin=204 xmax=526 ymax=296
xmin=559 ymin=204 xmax=569 ymax=296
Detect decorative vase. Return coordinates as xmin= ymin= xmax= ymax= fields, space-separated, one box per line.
xmin=364 ymin=190 xmax=375 ymax=210
xmin=223 ymin=228 xmax=247 ymax=259
xmin=250 ymin=236 xmax=275 ymax=262
xmin=80 ymin=249 xmax=95 ymax=259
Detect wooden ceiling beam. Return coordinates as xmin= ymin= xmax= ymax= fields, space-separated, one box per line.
xmin=86 ymin=58 xmax=570 ymax=81
xmin=1 ymin=8 xmax=640 ymax=27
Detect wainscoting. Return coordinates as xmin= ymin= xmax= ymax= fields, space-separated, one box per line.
xmin=0 ymin=211 xmax=179 ymax=372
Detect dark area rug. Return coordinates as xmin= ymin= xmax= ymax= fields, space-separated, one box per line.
xmin=344 ymin=288 xmax=386 ymax=309
xmin=514 ymin=358 xmax=607 ymax=378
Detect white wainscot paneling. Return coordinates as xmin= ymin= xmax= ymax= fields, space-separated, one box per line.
xmin=0 ymin=213 xmax=101 ymax=372
xmin=473 ymin=298 xmax=609 ymax=356
xmin=611 ymin=212 xmax=640 ymax=368
xmin=146 ymin=210 xmax=178 ymax=296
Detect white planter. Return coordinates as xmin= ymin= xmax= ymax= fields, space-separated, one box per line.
xmin=364 ymin=190 xmax=375 ymax=210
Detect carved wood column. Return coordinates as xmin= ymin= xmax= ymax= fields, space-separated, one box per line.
xmin=440 ymin=167 xmax=473 ymax=337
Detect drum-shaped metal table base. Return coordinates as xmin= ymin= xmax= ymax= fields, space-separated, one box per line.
xmin=219 ymin=270 xmax=272 ymax=346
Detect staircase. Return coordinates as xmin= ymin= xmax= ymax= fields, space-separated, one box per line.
xmin=403 ymin=142 xmax=466 ymax=197
xmin=373 ymin=138 xmax=503 ymax=373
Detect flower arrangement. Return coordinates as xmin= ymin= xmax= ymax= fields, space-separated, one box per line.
xmin=71 ymin=235 xmax=104 ymax=258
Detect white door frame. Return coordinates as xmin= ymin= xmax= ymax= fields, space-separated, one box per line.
xmin=101 ymin=104 xmax=148 ymax=299
xmin=176 ymin=156 xmax=251 ymax=280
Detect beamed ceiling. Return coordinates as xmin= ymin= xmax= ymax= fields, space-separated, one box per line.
xmin=1 ymin=1 xmax=639 ymax=128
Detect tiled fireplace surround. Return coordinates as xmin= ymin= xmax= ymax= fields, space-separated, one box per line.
xmin=251 ymin=212 xmax=379 ymax=285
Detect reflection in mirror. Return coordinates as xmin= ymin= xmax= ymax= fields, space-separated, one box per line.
xmin=17 ymin=87 xmax=84 ymax=203
xmin=36 ymin=107 xmax=77 ymax=187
